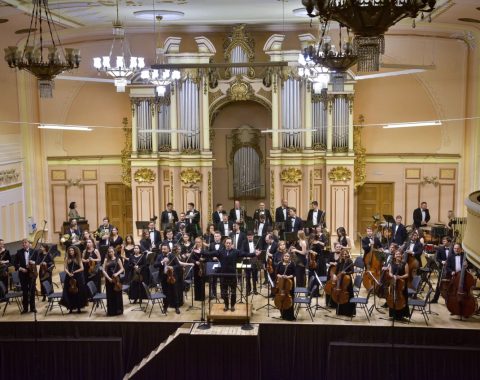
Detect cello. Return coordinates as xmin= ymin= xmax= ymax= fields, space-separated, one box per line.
xmin=446 ymin=251 xmax=477 ymax=318
xmin=362 ymin=246 xmax=384 ymax=292
xmin=274 ymin=262 xmax=293 ymax=311
xmin=331 ymin=259 xmax=354 ymax=305
xmin=386 ymin=274 xmax=407 ymax=311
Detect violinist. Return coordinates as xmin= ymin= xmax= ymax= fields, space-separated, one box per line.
xmin=128 ymin=245 xmax=148 ymax=304
xmin=243 ymin=231 xmax=261 ymax=296
xmin=329 ymin=248 xmax=355 ymax=317
xmin=275 ymin=251 xmax=296 ymax=321
xmin=110 ymin=227 xmax=123 ymax=250
xmin=122 ymin=235 xmax=135 ymax=277
xmin=388 ymin=249 xmax=410 ymax=321
xmin=308 ymin=232 xmax=326 ymax=277
xmin=191 ymin=237 xmax=206 ymax=301
xmin=102 ymin=246 xmax=125 ymax=316
xmin=203 ymin=237 xmax=260 ymax=312
xmin=154 ymin=244 xmax=181 ymax=314
xmin=290 ymin=230 xmax=307 ymax=287
xmin=36 ymin=244 xmax=54 ymax=302
xmin=0 ymin=238 xmax=11 ymax=291
xmin=361 ymin=226 xmax=382 ymax=259
xmin=14 ymin=239 xmax=38 ymax=314
xmin=60 ymin=246 xmax=88 ymax=314
xmin=82 ymin=238 xmax=101 ymax=291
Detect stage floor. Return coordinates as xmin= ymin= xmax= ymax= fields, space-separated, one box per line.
xmin=2 ymin=266 xmax=480 ymax=331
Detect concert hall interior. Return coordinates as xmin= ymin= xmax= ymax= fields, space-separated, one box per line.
xmin=1 ymin=1 xmax=480 ymax=379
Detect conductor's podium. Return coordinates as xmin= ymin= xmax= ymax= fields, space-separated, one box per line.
xmin=208 ymin=303 xmax=252 ymax=324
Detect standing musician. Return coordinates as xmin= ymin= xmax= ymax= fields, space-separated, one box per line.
xmin=127 ymin=244 xmax=148 ymax=304
xmin=329 ymin=248 xmax=355 ymax=317
xmin=308 ymin=232 xmax=327 ymax=277
xmin=190 ymin=237 xmax=206 ymax=301
xmin=413 ymin=202 xmax=431 ymax=229
xmin=208 ymin=232 xmax=224 ymax=299
xmin=275 ymin=199 xmax=290 ymax=236
xmin=140 ymin=229 xmax=152 ymax=255
xmin=0 ymin=238 xmax=11 ymax=290
xmin=307 ymin=201 xmax=326 ymax=229
xmin=243 ymin=231 xmax=261 ymax=295
xmin=253 ymin=202 xmax=273 ymax=225
xmin=14 ymin=239 xmax=38 ymax=314
xmin=110 ymin=227 xmax=123 ymax=250
xmin=122 ymin=234 xmax=136 ymax=272
xmin=218 ymin=214 xmax=233 ymax=239
xmin=185 ymin=202 xmax=201 ymax=238
xmin=162 ymin=229 xmax=176 ymax=252
xmin=391 ymin=215 xmax=408 ymax=246
xmin=63 ymin=219 xmax=82 ymax=251
xmin=255 ymin=214 xmax=270 ymax=243
xmin=102 ymin=246 xmax=125 ymax=316
xmin=36 ymin=244 xmax=54 ymax=302
xmin=290 ymin=230 xmax=307 ymax=287
xmin=212 ymin=203 xmax=225 ymax=226
xmin=96 ymin=217 xmax=114 ymax=262
xmin=82 ymin=238 xmax=101 ymax=292
xmin=286 ymin=207 xmax=303 ymax=233
xmin=404 ymin=230 xmax=424 ymax=267
xmin=275 ymin=251 xmax=296 ymax=321
xmin=446 ymin=243 xmax=467 ymax=276
xmin=430 ymin=236 xmax=452 ymax=304
xmin=176 ymin=213 xmax=187 ymax=233
xmin=160 ymin=203 xmax=179 ymax=235
xmin=388 ymin=249 xmax=410 ymax=321
xmin=229 ymin=200 xmax=247 ymax=230
xmin=203 ymin=224 xmax=216 ymax=247
xmin=361 ymin=226 xmax=382 ymax=259
xmin=204 ymin=237 xmax=260 ymax=312
xmin=230 ymin=222 xmax=247 ymax=251
xmin=147 ymin=220 xmax=162 ymax=251
xmin=60 ymin=246 xmax=88 ymax=314
xmin=154 ymin=244 xmax=193 ymax=314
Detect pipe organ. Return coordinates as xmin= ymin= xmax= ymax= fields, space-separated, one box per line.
xmin=179 ymin=79 xmax=200 ymax=152
xmin=312 ymin=97 xmax=327 ymax=150
xmin=281 ymin=78 xmax=303 ymax=149
xmin=332 ymin=95 xmax=350 ymax=153
xmin=134 ymin=99 xmax=153 ymax=153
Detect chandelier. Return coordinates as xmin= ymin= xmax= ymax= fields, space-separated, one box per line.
xmin=93 ymin=0 xmax=145 ymax=92
xmin=302 ymin=0 xmax=436 ymax=72
xmin=4 ymin=0 xmax=80 ymax=98
xmin=140 ymin=14 xmax=181 ymax=97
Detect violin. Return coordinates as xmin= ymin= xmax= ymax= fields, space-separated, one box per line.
xmin=274 ymin=262 xmax=293 ymax=311
xmin=331 ymin=260 xmax=354 ymax=305
xmin=446 ymin=253 xmax=477 ymax=318
xmin=132 ymin=252 xmax=146 ymax=283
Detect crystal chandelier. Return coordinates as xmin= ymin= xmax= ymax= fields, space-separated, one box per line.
xmin=298 ymin=55 xmax=330 ymax=95
xmin=140 ymin=15 xmax=181 ymax=97
xmin=4 ymin=0 xmax=80 ymax=98
xmin=93 ymin=0 xmax=145 ymax=92
xmin=302 ymin=0 xmax=436 ymax=72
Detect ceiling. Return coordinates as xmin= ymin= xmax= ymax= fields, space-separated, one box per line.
xmin=0 ymin=0 xmax=479 ymax=33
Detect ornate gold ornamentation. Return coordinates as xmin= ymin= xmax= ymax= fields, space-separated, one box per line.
xmin=170 ymin=172 xmax=174 ymax=205
xmin=257 ymin=87 xmax=272 ymax=102
xmin=347 ymin=94 xmax=355 ymax=114
xmin=309 ymin=170 xmax=313 ymax=204
xmin=227 ymin=77 xmax=254 ymax=101
xmin=328 ymin=167 xmax=352 ymax=182
xmin=282 ymin=146 xmax=302 ymax=153
xmin=280 ymin=168 xmax=303 ymax=184
xmin=158 ymin=145 xmax=172 ymax=152
xmin=121 ymin=117 xmax=132 ymax=187
xmin=180 ymin=168 xmax=202 ymax=185
xmin=181 ymin=148 xmax=200 ymax=155
xmin=223 ymin=24 xmax=255 ymax=79
xmin=209 ymin=88 xmax=223 ymax=104
xmin=208 ymin=171 xmax=212 ymax=220
xmin=270 ymin=170 xmax=275 ymax=217
xmin=314 ymin=169 xmax=322 ymax=180
xmin=354 ymin=114 xmax=366 ymax=189
xmin=134 ymin=168 xmax=156 ymax=184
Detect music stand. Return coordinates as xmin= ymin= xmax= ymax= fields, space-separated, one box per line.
xmin=283 ymin=232 xmax=298 ymax=244
xmin=135 ymin=221 xmax=150 ymax=231
xmin=312 ymin=272 xmax=331 ymax=314
xmin=206 ymin=262 xmax=220 ymax=302
xmin=256 ymin=272 xmax=277 ymax=317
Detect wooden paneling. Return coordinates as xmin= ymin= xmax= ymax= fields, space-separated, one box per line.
xmin=356 ymin=183 xmax=394 ymax=234
xmin=331 ymin=185 xmax=349 ymax=231
xmin=438 ymin=184 xmax=455 ymax=224
xmin=405 ymin=183 xmax=420 ymax=226
xmin=124 ymin=185 xmax=133 ymax=236
xmin=136 ymin=186 xmax=155 ymax=223
xmin=313 ymin=184 xmax=322 ymax=210
xmin=183 ymin=187 xmax=199 ymax=212
xmin=107 ymin=183 xmax=133 ymax=236
xmin=52 ymin=185 xmax=67 ymax=233
xmin=83 ymin=184 xmax=98 ymax=229
xmin=163 ymin=186 xmax=171 ymax=208
xmin=283 ymin=186 xmax=300 ymax=211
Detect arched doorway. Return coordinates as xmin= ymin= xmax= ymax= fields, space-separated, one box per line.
xmin=210 ymin=100 xmax=271 ymax=215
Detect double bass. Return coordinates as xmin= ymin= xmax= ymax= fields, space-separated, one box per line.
xmin=446 ymin=253 xmax=477 ymax=318
xmin=400 ymin=237 xmax=420 ymax=289
xmin=274 ymin=263 xmax=293 ymax=311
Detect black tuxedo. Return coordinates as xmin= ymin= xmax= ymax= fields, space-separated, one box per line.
xmin=436 ymin=245 xmax=452 ymax=263
xmin=307 ymin=209 xmax=326 ymax=227
xmin=253 ymin=209 xmax=273 ymax=225
xmin=209 ymin=240 xmax=224 ymax=253
xmin=212 ymin=210 xmax=225 ymax=226
xmin=217 ymin=221 xmax=233 ymax=237
xmin=391 ymin=223 xmax=407 ymax=245
xmin=160 ymin=210 xmax=179 ymax=230
xmin=275 ymin=206 xmax=289 ymax=223
xmin=285 ymin=217 xmax=303 ymax=233
xmin=229 ymin=231 xmax=247 ymax=251
xmin=229 ymin=208 xmax=246 ymax=224
xmin=413 ymin=208 xmax=431 ymax=228
xmin=147 ymin=229 xmax=162 ymax=249
xmin=162 ymin=239 xmax=175 ymax=252
xmin=446 ymin=252 xmax=464 ymax=275
xmin=405 ymin=240 xmax=424 ymax=265
xmin=14 ymin=248 xmax=38 ymax=311
xmin=361 ymin=235 xmax=382 ymax=256
xmin=185 ymin=209 xmax=200 ymax=237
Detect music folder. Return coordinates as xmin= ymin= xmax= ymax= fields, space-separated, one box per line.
xmin=383 ymin=215 xmax=395 ymax=225
xmin=283 ymin=232 xmax=298 ymax=242
xmin=135 ymin=221 xmax=150 ymax=230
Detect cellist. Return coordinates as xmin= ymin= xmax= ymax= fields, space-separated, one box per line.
xmin=333 ymin=249 xmax=355 ymax=317
xmin=388 ymin=249 xmax=410 ymax=321
xmin=275 ymin=251 xmax=296 ymax=321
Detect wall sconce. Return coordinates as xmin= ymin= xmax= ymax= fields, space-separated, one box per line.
xmin=420 ymin=176 xmax=439 ymax=187
xmin=67 ymin=178 xmax=83 ymax=188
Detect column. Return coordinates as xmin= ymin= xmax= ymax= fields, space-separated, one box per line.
xmin=170 ymin=83 xmax=178 ymax=151
xmin=326 ymin=95 xmax=333 ymax=153
xmin=271 ymin=74 xmax=280 ymax=149
xmin=304 ymin=81 xmax=312 ymax=149
xmin=348 ymin=95 xmax=354 ymax=153
xmin=201 ymin=76 xmax=210 ymax=151
xmin=151 ymin=101 xmax=158 ymax=155
xmin=131 ymin=101 xmax=138 ymax=157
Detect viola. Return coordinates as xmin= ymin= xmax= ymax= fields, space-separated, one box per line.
xmin=446 ymin=254 xmax=477 ymax=318
xmin=308 ymin=249 xmax=317 ymax=271
xmin=274 ymin=263 xmax=293 ymax=311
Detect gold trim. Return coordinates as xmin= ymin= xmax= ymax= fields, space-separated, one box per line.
xmin=313 ymin=169 xmax=322 ymax=180
xmin=208 ymin=171 xmax=213 ymax=222
xmin=180 ymin=168 xmax=202 ymax=185
xmin=328 ymin=167 xmax=352 ymax=182
xmin=163 ymin=170 xmax=170 ymax=182
xmin=223 ymin=24 xmax=255 ymax=79
xmin=121 ymin=117 xmax=132 ymax=188
xmin=133 ymin=168 xmax=156 ymax=184
xmin=170 ymin=172 xmax=174 ymax=207
xmin=270 ymin=170 xmax=275 ymax=217
xmin=0 ymin=182 xmax=22 ymax=192
xmin=309 ymin=170 xmax=313 ymax=204
xmin=280 ymin=168 xmax=303 ymax=184
xmin=353 ymin=116 xmax=366 ymax=189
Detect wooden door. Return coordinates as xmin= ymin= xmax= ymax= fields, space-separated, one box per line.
xmin=106 ymin=183 xmax=133 ymax=236
xmin=357 ymin=183 xmax=394 ymax=237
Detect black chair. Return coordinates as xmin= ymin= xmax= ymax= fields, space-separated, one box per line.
xmin=42 ymin=281 xmax=64 ymax=316
xmin=0 ymin=281 xmax=22 ymax=316
xmin=59 ymin=271 xmax=67 ymax=286
xmin=11 ymin=271 xmax=22 ymax=292
xmin=294 ymin=284 xmax=318 ymax=321
xmin=407 ymin=275 xmax=422 ymax=298
xmin=353 ymin=256 xmax=365 ymax=276
xmin=408 ymin=287 xmax=433 ymax=326
xmin=142 ymin=282 xmax=166 ymax=317
xmin=295 ymin=276 xmax=315 ymax=296
xmin=86 ymin=281 xmax=107 ymax=317
xmin=149 ymin=270 xmax=160 ymax=290
xmin=352 ymin=275 xmax=363 ymax=297
xmin=350 ymin=288 xmax=374 ymax=322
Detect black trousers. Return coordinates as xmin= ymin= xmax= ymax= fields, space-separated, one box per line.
xmin=220 ymin=277 xmax=237 ymax=307
xmin=245 ymin=268 xmax=258 ymax=293
xmin=20 ymin=277 xmax=36 ymax=311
